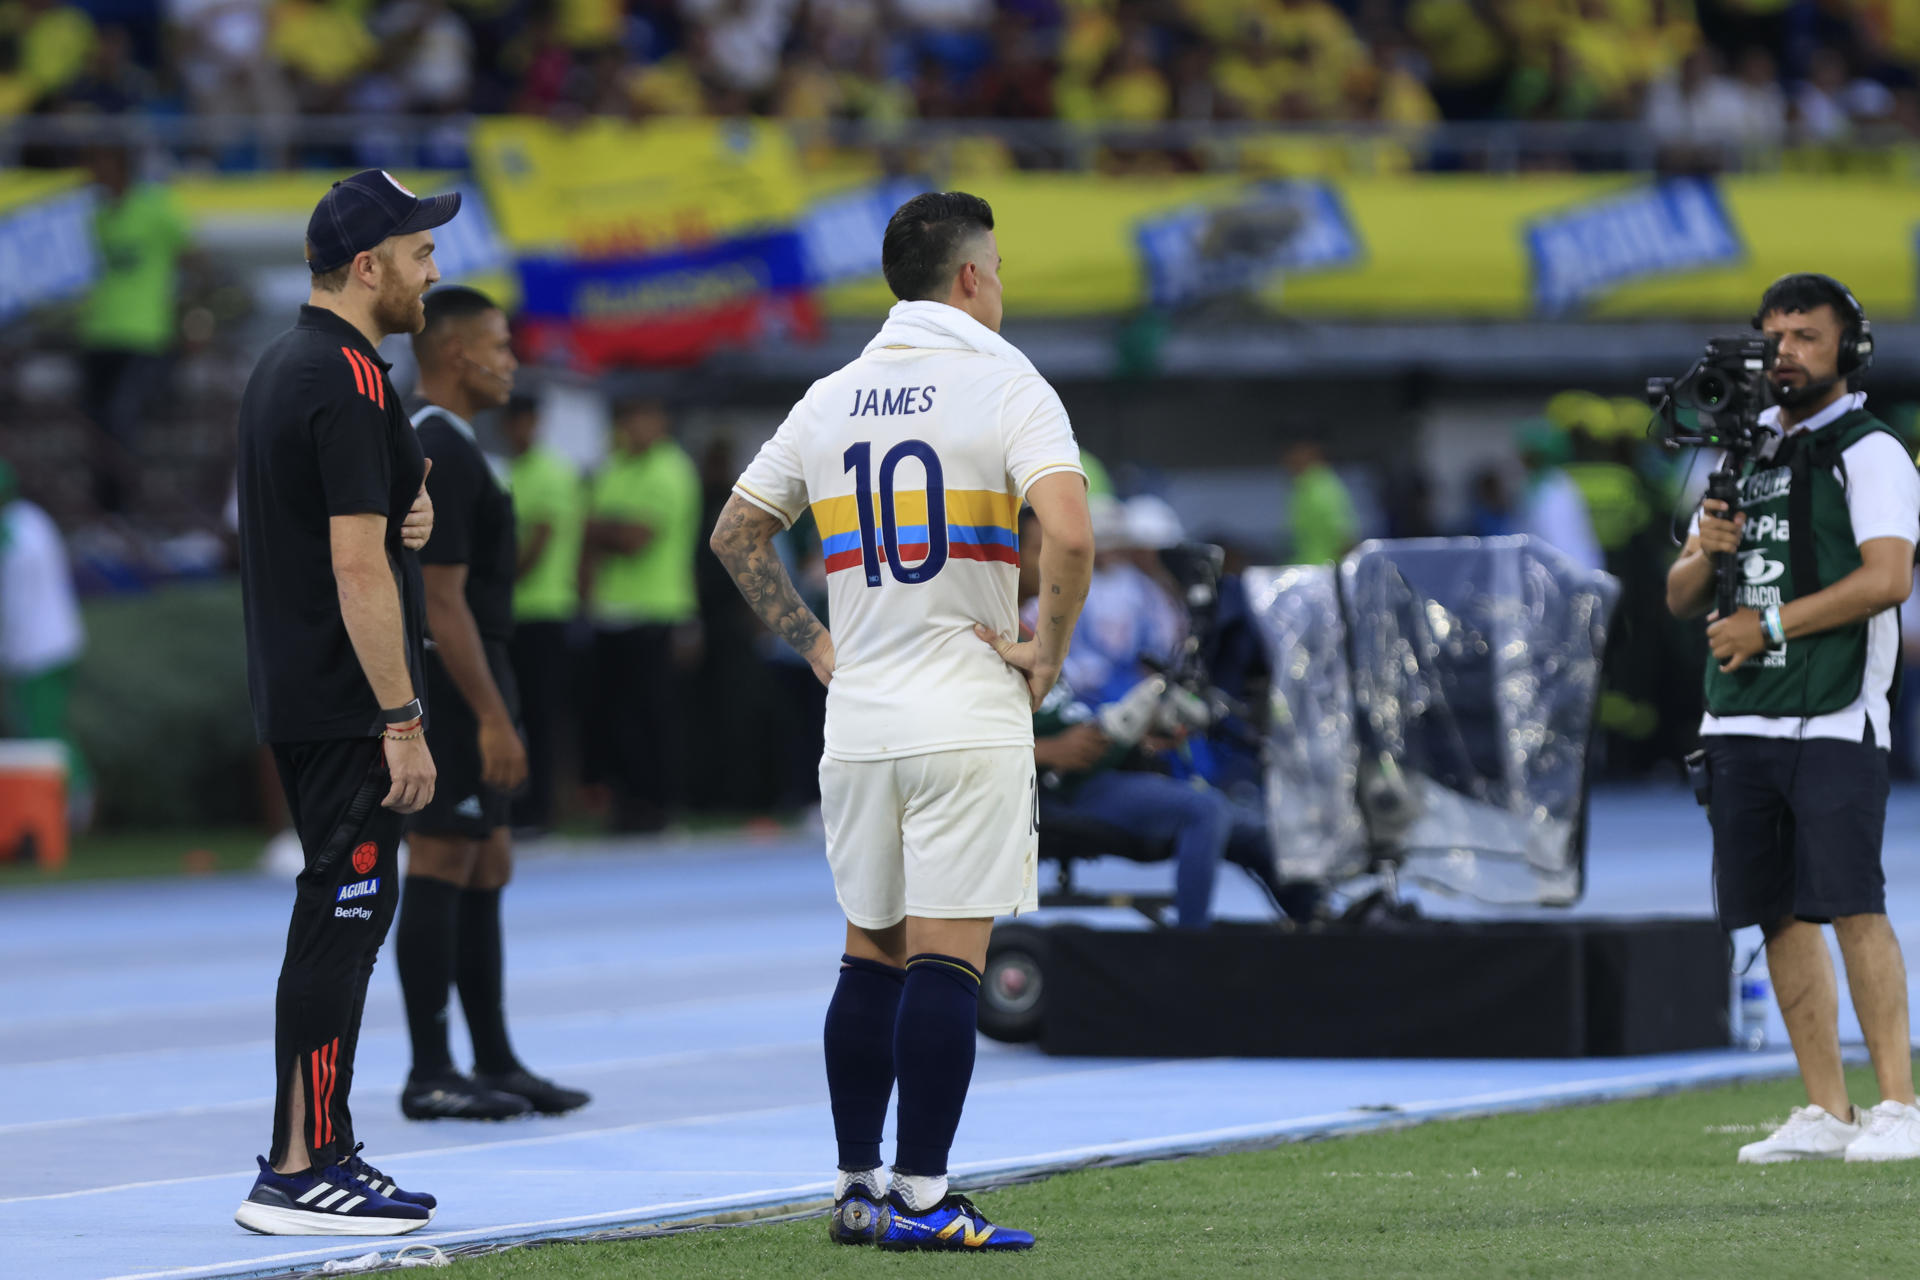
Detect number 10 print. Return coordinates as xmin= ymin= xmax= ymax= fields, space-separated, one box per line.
xmin=842 ymin=440 xmax=949 ymax=588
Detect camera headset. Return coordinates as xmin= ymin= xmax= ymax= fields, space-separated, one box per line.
xmin=1750 ymin=272 xmax=1873 ymax=398
xmin=459 ymin=352 xmax=514 ymax=393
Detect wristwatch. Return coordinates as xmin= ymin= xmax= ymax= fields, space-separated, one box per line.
xmin=381 ymin=698 xmax=424 ymax=726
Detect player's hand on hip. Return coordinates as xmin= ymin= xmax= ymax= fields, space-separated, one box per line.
xmin=478 ymin=714 xmax=529 ymax=792
xmin=806 ymin=631 xmax=836 ymax=689
xmin=975 ymin=625 xmax=1061 ymax=710
xmin=402 ymin=458 xmax=434 ymax=551
xmin=381 ymin=733 xmax=436 ymax=812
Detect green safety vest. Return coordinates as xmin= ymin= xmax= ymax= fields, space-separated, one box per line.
xmin=1703 ymin=410 xmax=1900 ymax=719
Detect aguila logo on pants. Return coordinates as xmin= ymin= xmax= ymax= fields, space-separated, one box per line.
xmin=352 ymin=841 xmax=378 ymax=875
xmin=335 ymin=877 xmax=379 ymax=903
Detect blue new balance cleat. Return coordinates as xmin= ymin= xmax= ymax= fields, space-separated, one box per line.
xmin=875 ymin=1191 xmax=1035 ymax=1251
xmin=233 ymin=1157 xmax=431 ymax=1236
xmin=827 ymin=1189 xmax=882 ymax=1244
xmin=341 ymin=1143 xmax=436 ymax=1213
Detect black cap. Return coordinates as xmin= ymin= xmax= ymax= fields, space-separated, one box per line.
xmin=306 ymin=170 xmax=461 ymax=276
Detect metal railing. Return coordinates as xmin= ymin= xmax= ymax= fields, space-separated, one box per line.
xmin=4 ymin=112 xmax=1917 ymax=176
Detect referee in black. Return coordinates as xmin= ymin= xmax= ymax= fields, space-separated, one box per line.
xmin=232 ymin=170 xmax=457 ymax=1236
xmin=395 ymin=285 xmax=590 ymax=1120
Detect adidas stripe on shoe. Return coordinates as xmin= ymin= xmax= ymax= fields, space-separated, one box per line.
xmin=233 ymin=1157 xmax=430 ymax=1236
xmin=341 ymin=1143 xmax=436 ymax=1212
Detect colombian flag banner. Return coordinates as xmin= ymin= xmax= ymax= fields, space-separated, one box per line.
xmin=469 ymin=117 xmax=821 ymax=367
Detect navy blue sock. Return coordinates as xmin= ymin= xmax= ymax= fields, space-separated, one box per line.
xmin=823 ymin=954 xmax=906 ymax=1172
xmin=892 ymin=953 xmax=981 ymax=1177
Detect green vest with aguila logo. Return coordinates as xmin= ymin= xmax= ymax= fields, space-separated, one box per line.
xmin=1703 ymin=409 xmax=1901 ymax=718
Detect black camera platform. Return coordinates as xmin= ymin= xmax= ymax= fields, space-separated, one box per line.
xmin=980 ymin=915 xmax=1729 ymax=1058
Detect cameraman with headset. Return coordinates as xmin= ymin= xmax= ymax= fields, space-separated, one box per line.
xmin=1667 ymin=273 xmax=1920 ymax=1164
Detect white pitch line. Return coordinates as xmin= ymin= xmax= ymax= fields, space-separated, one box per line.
xmin=0 ymin=1040 xmax=821 ymax=1138
xmin=89 ymin=1180 xmax=836 ymax=1280
xmin=5 ymin=1054 xmax=1799 ymax=1212
xmin=75 ymin=1051 xmax=1811 ymax=1280
xmin=0 ymin=1059 xmax=1174 ymax=1206
xmin=0 ymin=1098 xmax=271 ymax=1138
xmin=0 ymin=986 xmax=833 ymax=1070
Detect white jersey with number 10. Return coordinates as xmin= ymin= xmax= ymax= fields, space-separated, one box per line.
xmin=731 ymin=315 xmax=1083 ymax=763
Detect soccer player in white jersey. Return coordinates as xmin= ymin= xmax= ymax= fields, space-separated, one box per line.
xmin=711 ymin=192 xmax=1094 ymax=1252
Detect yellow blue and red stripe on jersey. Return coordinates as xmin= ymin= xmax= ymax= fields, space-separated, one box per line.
xmin=811 ymin=489 xmax=1019 ymax=576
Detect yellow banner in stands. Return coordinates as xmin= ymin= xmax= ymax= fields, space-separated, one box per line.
xmin=469 ymin=117 xmax=806 ymax=255
xmin=821 ymin=173 xmax=1920 ymax=321
xmin=0 ymin=170 xmax=86 ymax=215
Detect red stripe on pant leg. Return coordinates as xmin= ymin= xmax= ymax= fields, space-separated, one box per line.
xmin=322 ymin=1038 xmax=337 ymax=1148
xmin=310 ymin=1049 xmax=324 ymax=1151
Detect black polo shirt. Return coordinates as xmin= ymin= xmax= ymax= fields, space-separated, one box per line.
xmin=411 ymin=404 xmax=517 ymax=644
xmin=238 ymin=305 xmax=428 ymax=743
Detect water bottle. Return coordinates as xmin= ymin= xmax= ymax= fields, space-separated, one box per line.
xmin=1737 ymin=976 xmax=1770 ymax=1051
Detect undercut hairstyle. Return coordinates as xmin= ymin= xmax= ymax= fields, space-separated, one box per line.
xmin=1758 ymin=273 xmax=1857 ymax=326
xmin=881 ymin=191 xmax=995 ymax=304
xmin=306 ymin=240 xmax=350 ymax=293
xmin=415 ymin=285 xmax=499 ymax=367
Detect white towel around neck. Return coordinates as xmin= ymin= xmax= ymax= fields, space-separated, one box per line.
xmin=861 ymin=300 xmax=1038 ymax=376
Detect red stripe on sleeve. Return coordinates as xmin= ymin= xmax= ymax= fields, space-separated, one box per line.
xmin=340 ymin=347 xmax=367 ymax=398
xmin=361 ymin=353 xmax=386 ymax=409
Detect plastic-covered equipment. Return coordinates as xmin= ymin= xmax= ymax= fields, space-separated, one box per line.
xmin=1251 ymin=537 xmax=1620 ymax=907
xmin=1244 ymin=565 xmax=1366 ymax=884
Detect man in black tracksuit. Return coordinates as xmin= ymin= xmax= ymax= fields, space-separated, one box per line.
xmin=395 ymin=286 xmax=589 ymax=1120
xmin=232 ymin=170 xmax=458 ymax=1236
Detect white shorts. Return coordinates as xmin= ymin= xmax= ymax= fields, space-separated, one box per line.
xmin=819 ymin=746 xmax=1040 ymax=929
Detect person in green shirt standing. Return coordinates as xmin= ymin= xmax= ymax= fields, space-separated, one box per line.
xmin=584 ymin=395 xmax=702 ymax=832
xmin=502 ymin=395 xmax=583 ymax=833
xmin=78 ymin=143 xmax=191 ymax=513
xmin=1283 ymin=441 xmax=1357 ymax=566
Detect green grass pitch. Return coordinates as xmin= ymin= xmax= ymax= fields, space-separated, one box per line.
xmin=442 ymin=1065 xmax=1920 ymax=1279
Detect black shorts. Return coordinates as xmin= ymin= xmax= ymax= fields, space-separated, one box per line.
xmin=1706 ymin=732 xmax=1889 ymax=930
xmin=409 ymin=638 xmax=520 ymax=839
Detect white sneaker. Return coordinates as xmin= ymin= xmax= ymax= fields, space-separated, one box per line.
xmin=1844 ymin=1100 xmax=1920 ymax=1163
xmin=1736 ymin=1104 xmax=1861 ymax=1163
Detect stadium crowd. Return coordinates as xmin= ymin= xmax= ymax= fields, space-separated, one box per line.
xmin=3 ymin=0 xmax=1920 ymax=144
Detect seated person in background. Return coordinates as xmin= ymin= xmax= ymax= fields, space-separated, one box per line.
xmin=1033 ymin=678 xmax=1308 ymax=929
xmin=1018 ymin=507 xmax=1314 ymax=929
xmin=1056 ymin=495 xmax=1186 ymax=706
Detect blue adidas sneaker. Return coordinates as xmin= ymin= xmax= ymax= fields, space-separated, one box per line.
xmin=827 ymin=1188 xmax=882 ymax=1245
xmin=233 ymin=1157 xmax=431 ymax=1236
xmin=875 ymin=1191 xmax=1035 ymax=1252
xmin=342 ymin=1144 xmax=436 ymax=1213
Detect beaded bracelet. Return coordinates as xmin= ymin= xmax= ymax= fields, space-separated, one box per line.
xmin=383 ymin=724 xmax=425 ymax=741
xmin=1761 ymin=604 xmax=1787 ymax=651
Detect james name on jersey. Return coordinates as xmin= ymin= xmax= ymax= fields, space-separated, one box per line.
xmin=849 ymin=387 xmax=938 ymax=417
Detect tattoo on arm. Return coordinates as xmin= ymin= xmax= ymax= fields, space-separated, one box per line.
xmin=711 ymin=497 xmax=827 ymax=660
